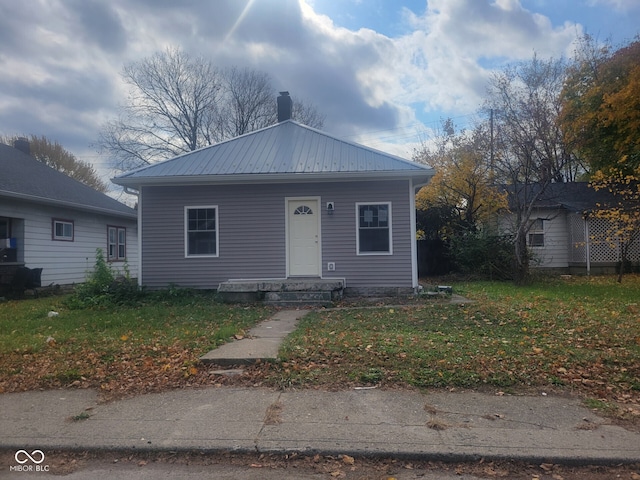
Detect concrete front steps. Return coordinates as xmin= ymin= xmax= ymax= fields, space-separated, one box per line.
xmin=217 ymin=278 xmax=345 ymax=307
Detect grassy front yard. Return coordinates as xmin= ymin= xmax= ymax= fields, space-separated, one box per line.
xmin=273 ymin=276 xmax=640 ymax=407
xmin=0 ymin=291 xmax=272 ymax=398
xmin=0 ymin=276 xmax=638 ymax=413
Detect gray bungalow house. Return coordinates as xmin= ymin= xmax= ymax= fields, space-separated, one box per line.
xmin=0 ymin=139 xmax=138 ymax=294
xmin=113 ymin=94 xmax=434 ymax=299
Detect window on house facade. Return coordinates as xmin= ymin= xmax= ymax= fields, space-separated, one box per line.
xmin=52 ymin=219 xmax=74 ymax=241
xmin=108 ymin=226 xmax=127 ymax=261
xmin=528 ymin=218 xmax=545 ymax=247
xmin=294 ymin=205 xmax=313 ymax=215
xmin=185 ymin=206 xmax=218 ymax=257
xmin=356 ymin=203 xmax=392 ymax=254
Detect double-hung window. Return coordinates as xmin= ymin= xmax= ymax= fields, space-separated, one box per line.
xmin=356 ymin=203 xmax=392 ymax=255
xmin=185 ymin=206 xmax=218 ymax=257
xmin=108 ymin=226 xmax=127 ymax=261
xmin=52 ymin=219 xmax=74 ymax=241
xmin=528 ymin=218 xmax=545 ymax=247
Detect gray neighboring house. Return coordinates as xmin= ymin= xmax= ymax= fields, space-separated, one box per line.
xmin=501 ymin=182 xmax=640 ymax=274
xmin=0 ymin=140 xmax=138 ymax=292
xmin=113 ymin=95 xmax=434 ymax=297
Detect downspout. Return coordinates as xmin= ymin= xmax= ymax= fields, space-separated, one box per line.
xmin=122 ymin=186 xmax=142 ymax=286
xmin=409 ymin=178 xmax=418 ymax=292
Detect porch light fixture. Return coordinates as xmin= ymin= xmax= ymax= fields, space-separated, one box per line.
xmin=327 ymin=202 xmax=335 ymax=215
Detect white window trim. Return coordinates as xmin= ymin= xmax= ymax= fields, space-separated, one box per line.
xmin=52 ymin=219 xmax=74 ymax=241
xmin=356 ymin=202 xmax=393 ymax=256
xmin=528 ymin=218 xmax=545 ymax=248
xmin=184 ymin=205 xmax=219 ymax=258
xmin=108 ymin=226 xmax=127 ymax=261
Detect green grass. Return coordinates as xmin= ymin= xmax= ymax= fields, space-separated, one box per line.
xmin=273 ymin=275 xmax=640 ymax=400
xmin=1 ymin=276 xmax=639 ymax=406
xmin=0 ymin=291 xmax=272 ymax=395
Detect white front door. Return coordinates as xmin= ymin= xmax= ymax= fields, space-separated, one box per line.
xmin=287 ymin=199 xmax=320 ymax=277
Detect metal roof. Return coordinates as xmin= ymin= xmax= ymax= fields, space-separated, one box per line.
xmin=113 ymin=120 xmax=434 ymax=186
xmin=0 ymin=143 xmax=136 ymax=218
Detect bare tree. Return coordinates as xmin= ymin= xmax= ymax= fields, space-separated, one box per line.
xmin=1 ymin=134 xmax=108 ymax=193
xmin=217 ymin=67 xmax=275 ymax=140
xmin=99 ymin=47 xmax=222 ymax=170
xmin=292 ymin=95 xmax=325 ymax=129
xmin=216 ymin=67 xmax=325 ymax=138
xmin=486 ymin=55 xmax=578 ymax=283
xmin=99 ymin=48 xmax=326 ymax=172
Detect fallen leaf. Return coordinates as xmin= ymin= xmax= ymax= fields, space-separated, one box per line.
xmin=341 ymin=454 xmax=355 ymax=465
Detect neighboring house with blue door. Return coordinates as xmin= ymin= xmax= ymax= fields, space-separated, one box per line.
xmin=0 ymin=139 xmax=138 ymax=292
xmin=113 ymin=93 xmax=434 ymax=298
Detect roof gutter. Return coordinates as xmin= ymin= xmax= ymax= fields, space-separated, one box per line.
xmin=112 ymin=169 xmax=435 ymax=188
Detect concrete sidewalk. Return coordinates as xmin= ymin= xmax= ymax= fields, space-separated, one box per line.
xmin=1 ymin=387 xmax=639 ymax=465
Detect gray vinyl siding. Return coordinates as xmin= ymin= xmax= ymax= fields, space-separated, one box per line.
xmin=140 ymin=180 xmax=414 ymax=289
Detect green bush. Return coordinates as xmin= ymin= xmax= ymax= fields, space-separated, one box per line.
xmin=66 ymin=249 xmax=143 ymax=308
xmin=449 ymin=231 xmax=515 ymax=280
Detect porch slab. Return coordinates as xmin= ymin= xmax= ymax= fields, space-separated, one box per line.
xmin=218 ymin=278 xmax=345 ymax=293
xmin=217 ymin=278 xmax=345 ymax=306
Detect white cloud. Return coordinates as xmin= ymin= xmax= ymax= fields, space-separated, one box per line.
xmin=0 ymin=0 xmax=596 ymax=169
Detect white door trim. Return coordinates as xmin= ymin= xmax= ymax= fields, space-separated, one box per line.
xmin=285 ymin=197 xmax=322 ymax=277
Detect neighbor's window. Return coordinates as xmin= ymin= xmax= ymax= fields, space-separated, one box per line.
xmin=108 ymin=226 xmax=127 ymax=261
xmin=528 ymin=218 xmax=544 ymax=247
xmin=185 ymin=206 xmax=218 ymax=257
xmin=357 ymin=203 xmax=392 ymax=254
xmin=52 ymin=219 xmax=74 ymax=241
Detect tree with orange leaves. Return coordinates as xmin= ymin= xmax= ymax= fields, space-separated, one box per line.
xmin=560 ymin=37 xmax=640 ymax=281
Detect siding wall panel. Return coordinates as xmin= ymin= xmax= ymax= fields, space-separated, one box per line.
xmin=1 ymin=199 xmax=138 ymax=285
xmin=141 ymin=180 xmax=414 ymax=289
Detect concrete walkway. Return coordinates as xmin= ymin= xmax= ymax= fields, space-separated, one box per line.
xmin=199 ymin=309 xmax=309 ymax=365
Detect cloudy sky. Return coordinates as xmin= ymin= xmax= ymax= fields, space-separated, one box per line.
xmin=0 ymin=0 xmax=638 ymax=186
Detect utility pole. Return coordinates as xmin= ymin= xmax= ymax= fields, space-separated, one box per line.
xmin=489 ymin=108 xmax=495 ymax=176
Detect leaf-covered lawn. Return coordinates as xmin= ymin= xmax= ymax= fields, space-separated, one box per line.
xmin=1 ymin=276 xmax=638 ymax=410
xmin=0 ymin=293 xmax=272 ymax=398
xmin=272 ymin=275 xmax=640 ymax=405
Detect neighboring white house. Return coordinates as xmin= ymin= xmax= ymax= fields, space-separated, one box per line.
xmin=502 ymin=182 xmax=640 ymax=274
xmin=0 ymin=140 xmax=138 ymax=293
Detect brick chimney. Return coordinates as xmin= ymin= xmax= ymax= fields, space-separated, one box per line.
xmin=277 ymin=91 xmax=292 ymax=122
xmin=14 ymin=137 xmax=30 ymax=155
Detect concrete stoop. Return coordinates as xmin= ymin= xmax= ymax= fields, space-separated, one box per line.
xmin=218 ymin=278 xmax=344 ymax=306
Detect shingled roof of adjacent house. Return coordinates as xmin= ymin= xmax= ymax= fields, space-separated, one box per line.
xmin=506 ymin=182 xmax=624 ymax=213
xmin=113 ymin=120 xmax=434 ymax=187
xmin=0 ymin=143 xmax=136 ymax=218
